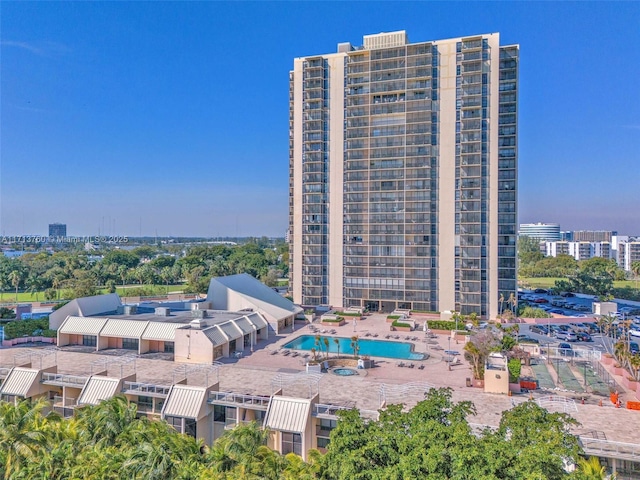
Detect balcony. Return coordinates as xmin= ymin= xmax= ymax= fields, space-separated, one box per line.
xmin=122 ymin=381 xmax=171 ymax=398
xmin=208 ymin=391 xmax=271 ymax=410
xmin=312 ymin=403 xmax=350 ymax=419
xmin=41 ymin=373 xmax=88 ymax=388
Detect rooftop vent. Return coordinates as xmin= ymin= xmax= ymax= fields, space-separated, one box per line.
xmin=123 ymin=305 xmax=137 ymax=315
xmin=189 ymin=318 xmax=207 ymax=329
xmin=154 ymin=307 xmax=170 ymax=316
xmin=191 ymin=309 xmax=208 ymax=319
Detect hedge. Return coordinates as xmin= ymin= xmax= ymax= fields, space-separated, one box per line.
xmin=387 ymin=315 xmax=401 ymax=320
xmin=426 ymin=320 xmax=458 ymax=331
xmin=335 ymin=312 xmax=361 ymax=317
xmin=322 ymin=317 xmax=344 ymax=323
xmin=392 ymin=320 xmax=411 ymax=328
xmin=1 ymin=318 xmax=56 ymax=340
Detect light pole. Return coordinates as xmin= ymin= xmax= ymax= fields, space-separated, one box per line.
xmin=448 ymin=336 xmax=452 ymax=371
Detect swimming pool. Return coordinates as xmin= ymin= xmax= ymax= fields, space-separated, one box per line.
xmin=283 ymin=335 xmax=424 ymax=361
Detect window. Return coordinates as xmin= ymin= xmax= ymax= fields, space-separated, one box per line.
xmin=122 ymin=338 xmax=139 ymax=350
xmin=164 ymin=342 xmax=174 ymax=353
xmin=166 ymin=416 xmax=182 ymax=432
xmin=282 ymin=432 xmax=302 ymax=456
xmin=184 ymin=418 xmax=196 ymax=438
xmin=82 ymin=335 xmax=96 ymax=347
xmin=137 ymin=396 xmax=153 ymax=412
xmin=214 ymin=405 xmax=226 ymax=423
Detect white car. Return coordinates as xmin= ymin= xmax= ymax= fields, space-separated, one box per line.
xmin=630 ymin=329 xmax=640 ymax=338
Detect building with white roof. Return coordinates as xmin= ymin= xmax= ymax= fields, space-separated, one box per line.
xmin=52 ymin=274 xmax=302 ymax=363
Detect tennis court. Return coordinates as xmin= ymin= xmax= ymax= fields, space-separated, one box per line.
xmin=530 ymin=361 xmax=556 ymax=390
xmin=554 ymin=360 xmax=585 ymax=392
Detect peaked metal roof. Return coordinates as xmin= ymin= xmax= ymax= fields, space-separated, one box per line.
xmin=59 ymin=316 xmax=108 ymax=335
xmin=245 ymin=312 xmax=268 ymax=330
xmin=203 ymin=325 xmax=228 ymax=346
xmin=235 ymin=317 xmax=255 ymax=335
xmin=78 ymin=376 xmax=120 ymax=405
xmin=265 ymin=396 xmax=312 ymax=434
xmin=218 ymin=322 xmax=243 ymax=340
xmin=142 ymin=322 xmax=186 ymax=341
xmin=0 ymin=368 xmax=39 ymax=397
xmin=162 ymin=385 xmax=207 ymax=419
xmin=100 ymin=319 xmax=149 ymax=338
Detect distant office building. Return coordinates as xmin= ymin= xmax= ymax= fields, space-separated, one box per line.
xmin=560 ymin=231 xmax=573 ymax=242
xmin=617 ymin=240 xmax=640 ymax=271
xmin=545 ymin=241 xmax=611 ymax=261
xmin=572 ymin=230 xmax=616 ymax=243
xmin=49 ymin=223 xmax=67 ymax=237
xmin=518 ymin=223 xmax=561 ymax=242
xmin=289 ymin=30 xmax=519 ymax=319
xmin=545 ymin=241 xmax=569 ymax=257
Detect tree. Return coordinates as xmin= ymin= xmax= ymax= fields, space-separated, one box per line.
xmin=518 ymin=235 xmax=544 ymax=269
xmin=632 ymin=261 xmax=640 ymax=291
xmin=464 ymin=330 xmax=500 ymax=379
xmin=350 ymin=336 xmax=360 ymax=359
xmin=489 ymin=401 xmax=581 ymax=480
xmin=333 ymin=338 xmax=340 ymax=359
xmin=8 ymin=269 xmax=23 ymax=301
xmin=576 ymin=456 xmax=613 ymax=479
xmin=0 ymin=399 xmax=51 ymax=479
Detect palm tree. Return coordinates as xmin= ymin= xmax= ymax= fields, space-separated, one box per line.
xmin=507 ymin=292 xmax=517 ymax=314
xmin=629 ymin=354 xmax=640 ymax=382
xmin=597 ymin=314 xmax=618 ymax=356
xmin=632 ymin=261 xmax=640 ymax=291
xmin=499 ymin=293 xmax=505 ymax=319
xmin=8 ymin=270 xmax=22 ymax=302
xmin=333 ymin=338 xmax=340 ymax=359
xmin=26 ymin=274 xmax=44 ymax=302
xmin=350 ymin=335 xmax=360 ymax=359
xmin=323 ymin=337 xmax=330 ymax=360
xmin=577 ymin=456 xmax=614 ymax=479
xmin=0 ymin=399 xmax=50 ymax=479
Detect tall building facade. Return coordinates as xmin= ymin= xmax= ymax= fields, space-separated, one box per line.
xmin=49 ymin=223 xmax=67 ymax=237
xmin=289 ymin=31 xmax=518 ymax=318
xmin=518 ymin=223 xmax=561 ymax=242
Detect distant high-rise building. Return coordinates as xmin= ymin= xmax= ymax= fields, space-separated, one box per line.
xmin=289 ymin=31 xmax=519 ymax=318
xmin=572 ymin=230 xmax=617 ymax=243
xmin=518 ymin=223 xmax=561 ymax=242
xmin=49 ymin=223 xmax=67 ymax=237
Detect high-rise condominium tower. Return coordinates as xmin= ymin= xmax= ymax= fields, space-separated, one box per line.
xmin=288 ymin=31 xmax=518 ymax=319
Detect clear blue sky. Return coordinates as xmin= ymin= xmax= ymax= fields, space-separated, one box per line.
xmin=1 ymin=2 xmax=638 ymax=237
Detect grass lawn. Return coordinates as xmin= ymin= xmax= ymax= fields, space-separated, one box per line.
xmin=0 ymin=284 xmax=188 ymax=304
xmin=519 ymin=277 xmax=638 ymax=290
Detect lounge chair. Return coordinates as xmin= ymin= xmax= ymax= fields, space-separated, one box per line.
xmin=270 ymin=350 xmax=279 ymax=355
xmin=385 ymin=335 xmax=391 ymax=339
xmin=408 ymin=363 xmax=415 ymax=369
xmin=282 ymin=350 xmax=291 ymax=356
xmin=365 ymin=333 xmax=371 ymax=337
xmin=373 ymin=333 xmax=379 ymax=338
xmin=330 ymin=329 xmax=337 ymax=334
xmin=292 ymin=351 xmax=299 ymax=357
xmin=418 ymin=364 xmax=425 ymax=370
xmin=397 ymin=362 xmax=405 ymax=367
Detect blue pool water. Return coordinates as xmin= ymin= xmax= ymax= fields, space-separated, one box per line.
xmin=283 ymin=335 xmax=424 ymax=361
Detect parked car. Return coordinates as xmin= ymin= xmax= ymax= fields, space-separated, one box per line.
xmin=534 ymin=288 xmax=548 ymax=294
xmin=630 ymin=342 xmax=640 ymax=355
xmin=560 ymin=292 xmax=576 ymax=297
xmin=549 ymin=309 xmax=565 ymax=315
xmin=576 ymin=332 xmax=592 ymax=342
xmin=556 ymin=331 xmax=577 ymax=342
xmin=530 ymin=325 xmax=543 ymax=334
xmin=534 ymin=298 xmax=549 ymax=304
xmin=558 ymin=342 xmax=573 ymax=356
xmin=518 ymin=336 xmax=539 ymax=344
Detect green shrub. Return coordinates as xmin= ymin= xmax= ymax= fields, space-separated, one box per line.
xmin=322 ymin=318 xmax=344 ymax=323
xmin=392 ymin=320 xmax=411 ymax=328
xmin=426 ymin=320 xmax=457 ymax=331
xmin=387 ymin=315 xmax=401 ymax=320
xmin=508 ymin=358 xmax=522 ymax=383
xmin=335 ymin=311 xmax=361 ymax=317
xmin=3 ymin=318 xmax=54 ymax=340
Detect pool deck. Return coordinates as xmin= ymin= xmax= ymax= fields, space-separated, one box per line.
xmin=1 ymin=312 xmax=638 ymax=444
